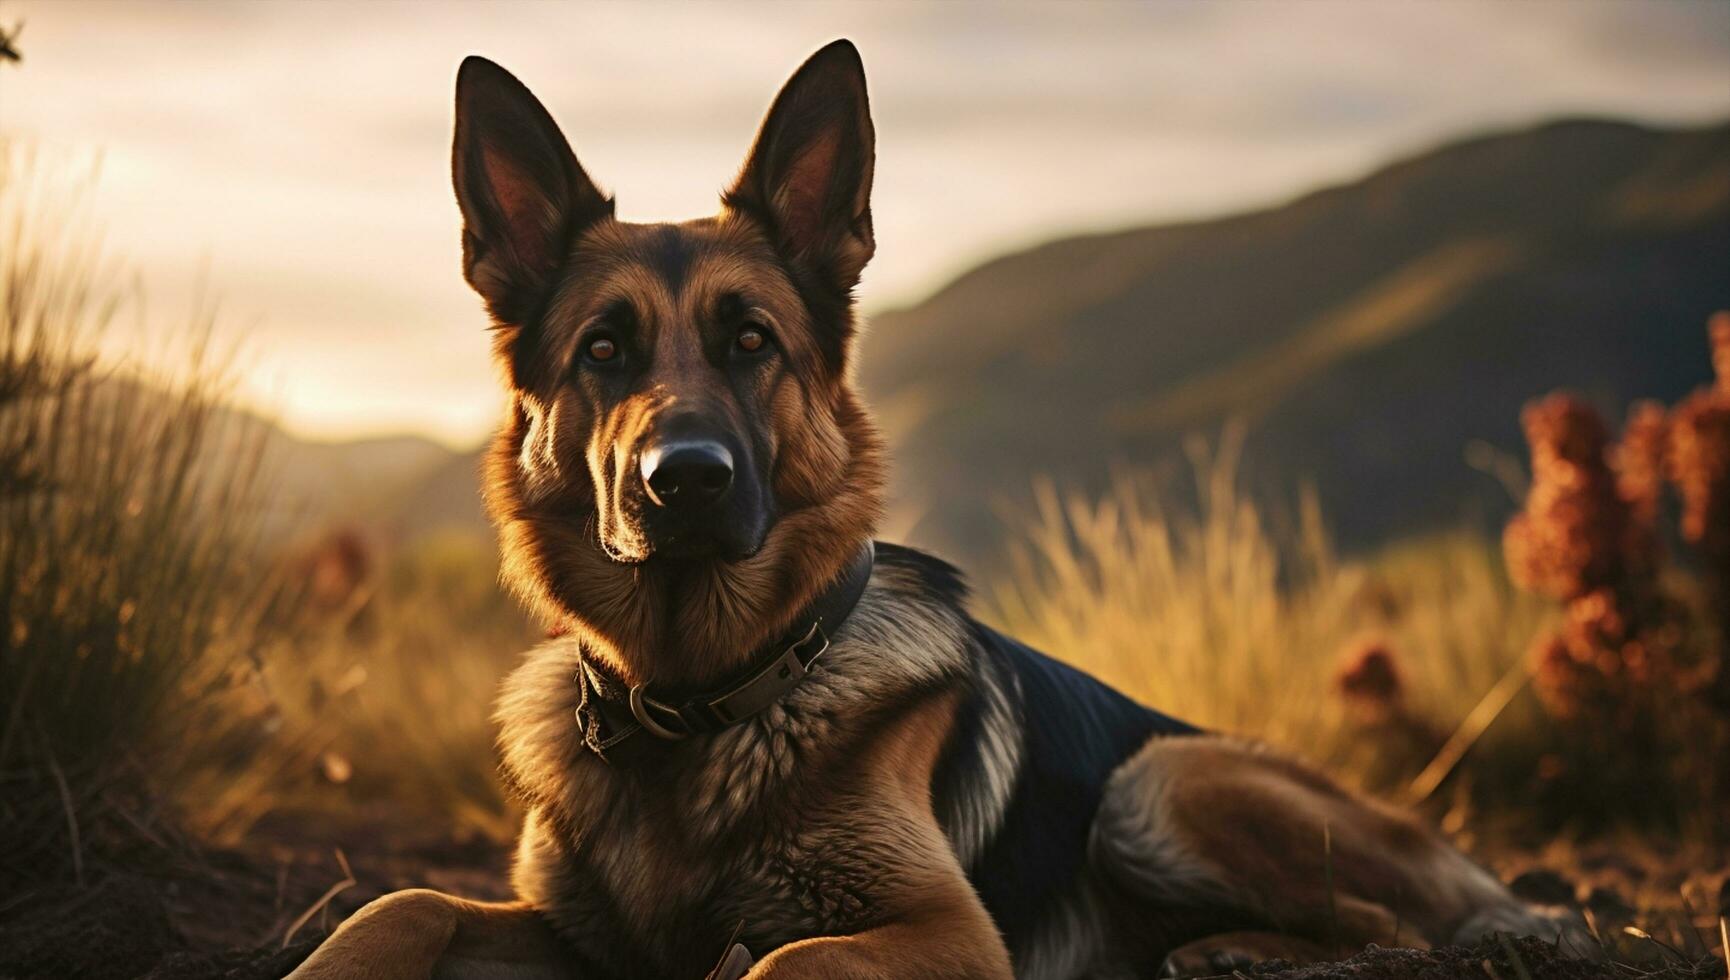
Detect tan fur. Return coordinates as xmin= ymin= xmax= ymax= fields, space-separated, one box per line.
xmin=745 ymin=692 xmax=1012 ymax=979
xmin=289 ymin=891 xmax=574 ymax=980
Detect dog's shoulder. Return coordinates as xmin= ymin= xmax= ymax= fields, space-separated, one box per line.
xmin=803 ymin=541 xmax=975 ymax=702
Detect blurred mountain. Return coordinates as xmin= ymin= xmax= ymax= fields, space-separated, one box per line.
xmin=253 ymin=426 xmax=470 ymax=541
xmin=49 ymin=372 xmax=475 ymax=546
xmin=861 ymin=117 xmax=1730 ymax=563
xmin=245 ymin=422 xmax=489 ymax=553
xmin=373 ymin=443 xmax=488 ymax=540
xmin=198 ymin=416 xmax=464 ymax=546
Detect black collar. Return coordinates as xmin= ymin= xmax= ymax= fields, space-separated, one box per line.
xmin=571 ymin=542 xmax=875 ymax=763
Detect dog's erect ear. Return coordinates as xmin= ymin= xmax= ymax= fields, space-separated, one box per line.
xmin=452 ymin=56 xmax=612 ymax=326
xmin=726 ymin=40 xmax=876 ymax=296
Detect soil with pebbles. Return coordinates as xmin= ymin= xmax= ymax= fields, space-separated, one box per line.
xmin=2 ymin=837 xmax=1725 ymax=980
xmin=0 ymin=814 xmax=509 ymax=980
xmin=1236 ymin=936 xmax=1723 ymax=979
xmin=6 ymin=918 xmax=1724 ymax=980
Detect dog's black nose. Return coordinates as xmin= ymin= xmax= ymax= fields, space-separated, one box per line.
xmin=641 ymin=441 xmax=734 ymax=508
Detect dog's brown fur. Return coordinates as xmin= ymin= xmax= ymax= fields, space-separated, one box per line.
xmin=291 ymin=41 xmax=1586 ymax=980
xmin=480 ymin=211 xmax=887 ymax=688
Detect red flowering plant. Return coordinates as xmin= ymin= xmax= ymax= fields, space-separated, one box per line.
xmin=1504 ymin=314 xmax=1729 ymax=831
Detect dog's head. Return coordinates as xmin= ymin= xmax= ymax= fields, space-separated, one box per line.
xmin=453 ymin=41 xmax=884 ymax=665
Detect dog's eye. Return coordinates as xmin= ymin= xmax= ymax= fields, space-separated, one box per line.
xmin=737 ymin=325 xmax=768 ymax=353
xmin=585 ymin=337 xmax=619 ymax=363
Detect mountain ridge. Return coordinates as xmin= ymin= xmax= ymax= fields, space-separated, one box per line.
xmin=859 ymin=116 xmax=1730 ymax=562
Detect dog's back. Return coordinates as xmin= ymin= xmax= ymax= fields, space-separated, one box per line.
xmin=921 ymin=552 xmax=1200 ymax=958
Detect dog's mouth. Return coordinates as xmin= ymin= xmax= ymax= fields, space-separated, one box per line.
xmin=596 ymin=499 xmax=771 ymax=567
xmin=599 ymin=532 xmax=764 ymax=567
xmin=655 ymin=536 xmax=718 ymax=560
xmin=643 ymin=532 xmax=754 ymax=563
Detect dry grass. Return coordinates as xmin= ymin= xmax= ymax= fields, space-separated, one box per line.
xmin=0 ymin=146 xmax=535 ymax=871
xmin=188 ymin=530 xmax=536 ymax=846
xmin=0 ymin=145 xmax=277 ymax=887
xmin=0 ymin=150 xmax=531 ymax=977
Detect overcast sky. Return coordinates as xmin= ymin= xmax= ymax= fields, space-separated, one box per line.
xmin=3 ymin=0 xmax=1727 ymax=446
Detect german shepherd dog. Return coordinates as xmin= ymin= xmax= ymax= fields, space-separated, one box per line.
xmin=292 ymin=40 xmax=1586 ymax=980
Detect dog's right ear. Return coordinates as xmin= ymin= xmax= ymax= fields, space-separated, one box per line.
xmin=452 ymin=56 xmax=612 ymax=327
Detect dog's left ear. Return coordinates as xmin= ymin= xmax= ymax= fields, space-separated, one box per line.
xmin=726 ymin=40 xmax=876 ymax=297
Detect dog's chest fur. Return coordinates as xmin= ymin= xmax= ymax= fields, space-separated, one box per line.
xmin=495 ymin=556 xmax=973 ymax=977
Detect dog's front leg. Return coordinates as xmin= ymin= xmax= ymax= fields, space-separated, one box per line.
xmin=745 ymin=873 xmax=1011 ymax=980
xmin=745 ymin=688 xmax=1010 ymax=979
xmin=747 ymin=919 xmax=1013 ymax=979
xmin=287 ymin=888 xmax=579 ymax=980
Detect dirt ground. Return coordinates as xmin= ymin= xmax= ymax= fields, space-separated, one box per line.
xmin=1241 ymin=936 xmax=1725 ymax=979
xmin=0 ymin=810 xmax=513 ymax=980
xmin=1 ymin=824 xmax=1724 ymax=980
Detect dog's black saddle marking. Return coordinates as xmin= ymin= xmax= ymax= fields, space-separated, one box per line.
xmin=941 ymin=620 xmax=1201 ymax=961
xmin=571 ymin=543 xmax=875 ymax=762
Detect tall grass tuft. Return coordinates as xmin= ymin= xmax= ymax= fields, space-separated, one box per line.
xmin=993 ymin=432 xmax=1349 ymax=751
xmin=0 ymin=147 xmax=274 ymax=884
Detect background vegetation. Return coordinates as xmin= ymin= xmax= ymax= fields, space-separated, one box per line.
xmin=2 ymin=130 xmax=1726 ymax=975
